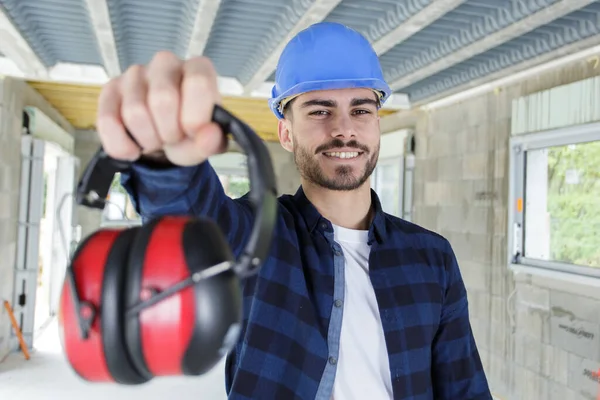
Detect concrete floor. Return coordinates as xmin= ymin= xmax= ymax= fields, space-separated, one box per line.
xmin=0 ymin=318 xmax=228 ymax=400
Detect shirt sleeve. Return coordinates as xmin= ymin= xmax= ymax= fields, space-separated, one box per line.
xmin=431 ymin=239 xmax=493 ymax=400
xmin=119 ymin=158 xmax=254 ymax=257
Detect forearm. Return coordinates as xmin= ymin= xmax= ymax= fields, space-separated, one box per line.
xmin=431 ymin=240 xmax=492 ymax=399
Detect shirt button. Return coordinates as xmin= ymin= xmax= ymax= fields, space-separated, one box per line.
xmin=334 ymin=299 xmax=343 ymax=308
xmin=320 ymin=222 xmax=328 ymax=230
xmin=329 ymin=356 xmax=337 ymax=365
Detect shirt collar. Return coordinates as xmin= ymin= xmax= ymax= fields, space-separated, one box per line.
xmin=292 ymin=185 xmax=388 ymax=245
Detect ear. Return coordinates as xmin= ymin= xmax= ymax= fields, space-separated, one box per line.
xmin=278 ymin=118 xmax=294 ymax=153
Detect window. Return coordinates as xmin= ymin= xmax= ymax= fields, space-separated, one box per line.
xmin=372 ymin=158 xmax=403 ymax=218
xmin=210 ymin=152 xmax=250 ymax=199
xmin=101 ymin=173 xmax=142 ymax=227
xmin=509 ymin=122 xmax=600 ymax=278
xmin=218 ymin=173 xmax=250 ymax=199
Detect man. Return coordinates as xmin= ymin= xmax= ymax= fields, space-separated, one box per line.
xmin=98 ymin=22 xmax=491 ymax=399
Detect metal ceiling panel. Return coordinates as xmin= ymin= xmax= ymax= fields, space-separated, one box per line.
xmin=0 ymin=0 xmax=103 ymax=67
xmin=203 ymin=0 xmax=316 ymax=83
xmin=106 ymin=0 xmax=201 ymax=71
xmin=403 ymin=1 xmax=600 ymax=102
xmin=379 ymin=0 xmax=562 ymax=85
xmin=324 ymin=0 xmax=432 ymax=43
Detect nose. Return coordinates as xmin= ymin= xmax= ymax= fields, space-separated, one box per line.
xmin=330 ymin=113 xmax=355 ymax=139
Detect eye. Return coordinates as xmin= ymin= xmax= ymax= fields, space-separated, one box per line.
xmin=309 ymin=110 xmax=330 ymax=116
xmin=353 ymin=109 xmax=372 ymax=115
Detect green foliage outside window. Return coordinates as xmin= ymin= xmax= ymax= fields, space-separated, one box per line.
xmin=546 ymin=141 xmax=600 ymax=267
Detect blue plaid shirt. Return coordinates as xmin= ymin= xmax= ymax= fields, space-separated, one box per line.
xmin=121 ymin=159 xmax=492 ymax=400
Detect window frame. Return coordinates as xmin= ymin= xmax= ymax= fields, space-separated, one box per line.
xmin=508 ymin=121 xmax=600 ymax=279
xmin=372 ymin=156 xmax=405 ymax=218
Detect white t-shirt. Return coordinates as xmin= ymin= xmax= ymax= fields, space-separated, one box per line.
xmin=331 ymin=224 xmax=393 ymax=400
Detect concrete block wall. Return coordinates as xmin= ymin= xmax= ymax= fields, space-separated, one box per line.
xmin=263 ymin=141 xmax=301 ymax=196
xmin=386 ymin=57 xmax=600 ymax=399
xmin=0 ymin=77 xmax=25 ymax=362
xmin=0 ymin=77 xmax=74 ymax=362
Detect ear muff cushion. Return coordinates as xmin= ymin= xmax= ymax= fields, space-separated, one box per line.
xmin=101 ymin=227 xmax=149 ymax=384
xmin=124 ymin=217 xmax=161 ymax=377
xmin=181 ymin=218 xmax=241 ymax=376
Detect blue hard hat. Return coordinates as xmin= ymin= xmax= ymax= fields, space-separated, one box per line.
xmin=268 ymin=22 xmax=392 ymax=119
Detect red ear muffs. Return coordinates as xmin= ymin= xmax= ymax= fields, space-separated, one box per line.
xmin=57 ymin=105 xmax=278 ymax=385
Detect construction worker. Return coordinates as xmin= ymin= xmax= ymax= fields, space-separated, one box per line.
xmin=97 ymin=22 xmax=492 ymax=399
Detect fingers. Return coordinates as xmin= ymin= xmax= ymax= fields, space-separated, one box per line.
xmin=120 ymin=64 xmax=162 ymax=154
xmin=180 ymin=56 xmax=222 ymax=138
xmin=145 ymin=51 xmax=185 ymax=145
xmin=96 ymin=52 xmax=225 ymax=166
xmin=97 ymin=77 xmax=141 ymax=161
xmin=163 ymin=56 xmax=226 ymax=166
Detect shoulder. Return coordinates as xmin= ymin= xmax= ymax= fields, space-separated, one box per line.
xmin=384 ymin=213 xmax=451 ymax=249
xmin=382 ymin=213 xmax=456 ymax=266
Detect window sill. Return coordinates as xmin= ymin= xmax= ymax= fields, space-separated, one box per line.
xmin=509 ymin=263 xmax=600 ymax=299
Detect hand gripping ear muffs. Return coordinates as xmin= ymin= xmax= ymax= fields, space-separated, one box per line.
xmin=57 ymin=105 xmax=277 ymax=384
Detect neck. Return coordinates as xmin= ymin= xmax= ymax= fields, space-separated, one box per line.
xmin=301 ymin=178 xmax=374 ymax=230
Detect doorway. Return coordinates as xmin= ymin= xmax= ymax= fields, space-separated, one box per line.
xmin=37 ymin=141 xmax=77 ymax=335
xmin=14 ymin=135 xmax=77 ymax=349
xmin=34 ymin=141 xmax=73 ymax=332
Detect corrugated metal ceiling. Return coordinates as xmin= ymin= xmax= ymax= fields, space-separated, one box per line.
xmin=402 ymin=1 xmax=600 ymax=102
xmin=203 ymin=0 xmax=313 ymax=84
xmin=106 ymin=0 xmax=201 ymax=70
xmin=0 ymin=0 xmax=103 ymax=67
xmin=379 ymin=0 xmax=563 ymax=84
xmin=325 ymin=0 xmax=432 ymax=43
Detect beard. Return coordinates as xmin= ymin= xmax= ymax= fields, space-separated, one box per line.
xmin=293 ymin=137 xmax=379 ymax=191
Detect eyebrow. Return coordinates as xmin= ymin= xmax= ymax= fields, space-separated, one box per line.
xmin=351 ymin=97 xmax=379 ymax=107
xmin=299 ymin=97 xmax=379 ymax=109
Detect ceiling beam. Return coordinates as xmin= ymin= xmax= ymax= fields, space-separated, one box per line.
xmin=242 ymin=0 xmax=343 ymax=95
xmin=186 ymin=0 xmax=223 ymax=58
xmin=389 ymin=0 xmax=596 ymax=91
xmin=0 ymin=5 xmax=47 ymax=77
xmin=84 ymin=0 xmax=121 ymax=77
xmin=371 ymin=0 xmax=466 ymax=55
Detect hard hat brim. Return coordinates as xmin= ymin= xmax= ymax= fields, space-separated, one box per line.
xmin=269 ymin=78 xmax=392 ymax=119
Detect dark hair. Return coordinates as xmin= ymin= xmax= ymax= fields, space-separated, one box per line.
xmin=282 ymin=98 xmax=296 ymax=121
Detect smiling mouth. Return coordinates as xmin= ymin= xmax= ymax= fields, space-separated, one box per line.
xmin=323 ymin=151 xmax=363 ymax=159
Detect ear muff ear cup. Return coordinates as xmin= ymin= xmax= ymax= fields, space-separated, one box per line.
xmin=100 ymin=227 xmax=150 ymax=384
xmin=180 ymin=217 xmax=242 ymax=375
xmin=58 ymin=228 xmax=143 ymax=383
xmin=123 ymin=216 xmax=241 ymax=377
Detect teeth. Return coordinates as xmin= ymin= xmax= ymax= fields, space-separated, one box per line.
xmin=325 ymin=151 xmax=360 ymax=159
